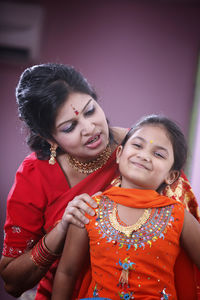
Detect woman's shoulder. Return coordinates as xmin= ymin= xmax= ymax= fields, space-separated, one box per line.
xmin=111 ymin=126 xmax=128 ymax=144
xmin=17 ymin=152 xmax=53 ymax=177
xmin=18 ymin=153 xmax=67 ymax=190
xmin=19 ymin=152 xmax=47 ymax=168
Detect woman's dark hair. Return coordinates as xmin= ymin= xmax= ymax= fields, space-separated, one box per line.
xmin=121 ymin=114 xmax=188 ymax=191
xmin=16 ymin=63 xmax=99 ymax=159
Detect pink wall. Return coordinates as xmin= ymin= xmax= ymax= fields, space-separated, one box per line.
xmin=1 ymin=1 xmax=200 ymax=299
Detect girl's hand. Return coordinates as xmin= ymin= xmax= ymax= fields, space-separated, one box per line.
xmin=59 ymin=193 xmax=99 ymax=231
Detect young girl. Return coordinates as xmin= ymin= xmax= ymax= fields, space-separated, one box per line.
xmin=52 ymin=115 xmax=200 ymax=300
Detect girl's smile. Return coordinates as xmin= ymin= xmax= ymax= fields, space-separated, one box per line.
xmin=117 ymin=124 xmax=177 ymax=190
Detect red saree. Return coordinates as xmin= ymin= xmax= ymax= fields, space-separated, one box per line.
xmin=3 ymin=151 xmax=119 ymax=300
xmin=162 ymin=172 xmax=200 ymax=300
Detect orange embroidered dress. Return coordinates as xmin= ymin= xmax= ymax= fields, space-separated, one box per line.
xmin=85 ymin=187 xmax=186 ymax=299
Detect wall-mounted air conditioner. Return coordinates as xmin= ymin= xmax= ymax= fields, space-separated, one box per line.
xmin=0 ymin=2 xmax=44 ymax=63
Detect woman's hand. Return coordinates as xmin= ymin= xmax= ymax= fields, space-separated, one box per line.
xmin=59 ymin=193 xmax=99 ymax=231
xmin=0 ymin=191 xmax=99 ymax=297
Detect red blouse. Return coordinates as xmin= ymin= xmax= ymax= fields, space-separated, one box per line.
xmin=3 ymin=151 xmax=119 ymax=299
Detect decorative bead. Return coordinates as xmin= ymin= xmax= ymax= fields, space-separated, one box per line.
xmin=94 ymin=195 xmax=173 ymax=251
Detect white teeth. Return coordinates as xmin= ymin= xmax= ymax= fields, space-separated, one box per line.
xmin=88 ymin=136 xmax=98 ymax=144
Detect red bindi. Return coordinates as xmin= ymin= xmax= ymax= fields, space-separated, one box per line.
xmin=71 ymin=104 xmax=79 ymax=116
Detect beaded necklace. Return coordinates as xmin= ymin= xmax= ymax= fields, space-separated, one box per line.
xmin=66 ymin=144 xmax=112 ymax=174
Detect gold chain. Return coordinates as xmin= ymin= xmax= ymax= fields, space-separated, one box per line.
xmin=109 ymin=205 xmax=151 ymax=237
xmin=66 ymin=144 xmax=112 ymax=174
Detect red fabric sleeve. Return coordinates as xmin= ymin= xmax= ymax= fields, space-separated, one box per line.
xmin=3 ymin=156 xmax=47 ymax=257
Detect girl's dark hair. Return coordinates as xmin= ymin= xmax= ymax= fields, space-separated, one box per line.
xmin=16 ymin=63 xmax=98 ymax=159
xmin=121 ymin=114 xmax=188 ymax=191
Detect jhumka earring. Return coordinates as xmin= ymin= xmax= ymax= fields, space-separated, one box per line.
xmin=49 ymin=145 xmax=57 ymax=165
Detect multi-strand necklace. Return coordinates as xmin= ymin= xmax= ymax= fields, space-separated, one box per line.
xmin=66 ymin=144 xmax=112 ymax=174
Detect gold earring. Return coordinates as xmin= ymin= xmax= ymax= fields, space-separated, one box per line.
xmin=49 ymin=145 xmax=57 ymax=165
xmin=164 ymin=185 xmax=174 ymax=198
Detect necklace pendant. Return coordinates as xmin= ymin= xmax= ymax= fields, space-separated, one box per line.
xmin=109 ymin=205 xmax=151 ymax=237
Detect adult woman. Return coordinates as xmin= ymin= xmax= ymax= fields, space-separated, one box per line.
xmin=0 ymin=63 xmax=127 ymax=299
xmin=0 ymin=63 xmax=199 ymax=299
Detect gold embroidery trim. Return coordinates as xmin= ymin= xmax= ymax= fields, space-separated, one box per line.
xmin=109 ymin=206 xmax=151 ymax=237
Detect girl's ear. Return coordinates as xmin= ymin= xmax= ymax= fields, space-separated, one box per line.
xmin=165 ymin=170 xmax=180 ymax=185
xmin=116 ymin=145 xmax=123 ymax=164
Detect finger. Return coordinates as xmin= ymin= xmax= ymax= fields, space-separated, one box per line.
xmin=74 ymin=201 xmax=95 ymax=217
xmin=65 ymin=206 xmax=91 ymax=224
xmin=74 ymin=208 xmax=90 ymax=224
xmin=80 ymin=193 xmax=98 ymax=209
xmin=92 ymin=191 xmax=102 ymax=197
xmin=63 ymin=215 xmax=85 ymax=228
xmin=68 ymin=215 xmax=88 ymax=228
xmin=70 ymin=194 xmax=97 ymax=212
xmin=64 ymin=203 xmax=91 ymax=224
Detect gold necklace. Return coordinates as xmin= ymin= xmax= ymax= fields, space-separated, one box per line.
xmin=66 ymin=144 xmax=112 ymax=174
xmin=109 ymin=205 xmax=151 ymax=237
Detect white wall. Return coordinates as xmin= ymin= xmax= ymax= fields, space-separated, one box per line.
xmin=190 ymin=95 xmax=200 ymax=205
